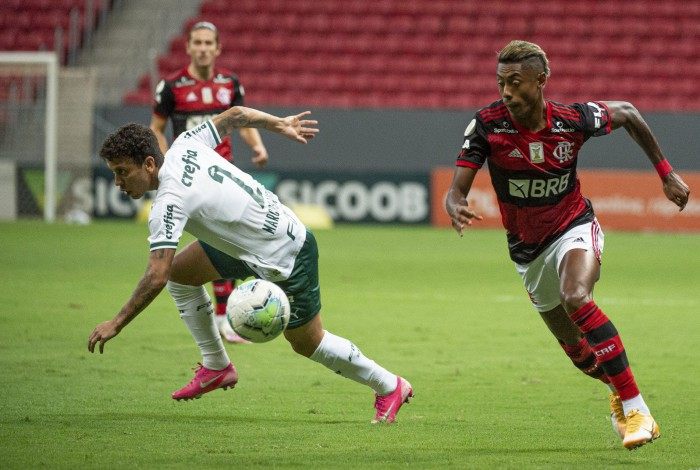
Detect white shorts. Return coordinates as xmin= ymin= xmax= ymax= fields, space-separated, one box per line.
xmin=515 ymin=220 xmax=604 ymax=313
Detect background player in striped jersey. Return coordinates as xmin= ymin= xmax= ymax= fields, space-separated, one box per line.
xmin=445 ymin=40 xmax=689 ymax=450
xmin=150 ymin=21 xmax=267 ymax=344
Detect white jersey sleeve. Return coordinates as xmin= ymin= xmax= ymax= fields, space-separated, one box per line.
xmin=172 ymin=119 xmax=222 ymax=149
xmin=147 ymin=193 xmax=187 ymax=251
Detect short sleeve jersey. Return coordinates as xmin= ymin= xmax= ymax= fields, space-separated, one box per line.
xmin=456 ymin=100 xmax=612 ymax=264
xmin=147 ymin=121 xmax=306 ymax=281
xmin=153 ymin=67 xmax=244 ymax=161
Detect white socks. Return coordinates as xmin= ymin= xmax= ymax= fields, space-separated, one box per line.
xmin=166 ymin=281 xmax=230 ymax=371
xmin=309 ymin=330 xmax=396 ymax=395
xmin=622 ymin=394 xmax=650 ymax=416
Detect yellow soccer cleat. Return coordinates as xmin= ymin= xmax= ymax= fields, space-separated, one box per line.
xmin=622 ymin=409 xmax=660 ymax=450
xmin=609 ymin=394 xmax=626 ymax=439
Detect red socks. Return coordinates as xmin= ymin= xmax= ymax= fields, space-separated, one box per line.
xmin=212 ymin=279 xmax=234 ymax=316
xmin=569 ymin=301 xmax=640 ymax=400
xmin=558 ymin=338 xmax=610 ymax=384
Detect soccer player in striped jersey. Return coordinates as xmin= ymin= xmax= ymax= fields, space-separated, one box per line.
xmin=445 ymin=40 xmax=690 ymax=449
xmin=150 ymin=21 xmax=268 ymax=344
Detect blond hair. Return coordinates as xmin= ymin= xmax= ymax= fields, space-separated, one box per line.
xmin=497 ymin=40 xmax=550 ymax=76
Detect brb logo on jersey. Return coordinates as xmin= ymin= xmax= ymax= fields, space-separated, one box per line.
xmin=508 ymin=173 xmax=570 ymax=199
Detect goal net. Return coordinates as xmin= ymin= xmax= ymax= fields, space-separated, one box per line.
xmin=0 ymin=52 xmax=58 ymax=222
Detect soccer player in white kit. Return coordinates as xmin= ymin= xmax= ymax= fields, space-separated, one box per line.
xmin=87 ymin=106 xmax=413 ymax=423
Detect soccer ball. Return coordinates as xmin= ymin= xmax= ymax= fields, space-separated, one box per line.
xmin=226 ymin=279 xmax=290 ymax=343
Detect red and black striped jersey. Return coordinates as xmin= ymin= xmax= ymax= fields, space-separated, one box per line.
xmin=153 ymin=66 xmax=245 ymax=161
xmin=456 ymin=99 xmax=612 ymax=263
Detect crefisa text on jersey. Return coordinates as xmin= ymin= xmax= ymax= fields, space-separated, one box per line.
xmin=180 ymin=149 xmax=200 ymax=187
xmin=163 ymin=204 xmax=175 ymax=239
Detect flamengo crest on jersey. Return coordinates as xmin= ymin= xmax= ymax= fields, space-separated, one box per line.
xmin=456 ymin=100 xmax=612 ymax=264
xmin=147 ymin=121 xmax=306 ymax=281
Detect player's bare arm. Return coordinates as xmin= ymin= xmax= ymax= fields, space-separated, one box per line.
xmin=213 ymin=106 xmax=319 ymax=144
xmin=149 ymin=114 xmax=170 ymax=155
xmin=88 ymin=248 xmax=175 ymax=354
xmin=239 ymin=127 xmax=269 ymax=168
xmin=445 ymin=166 xmax=483 ymax=236
xmin=604 ymin=101 xmax=690 ymax=210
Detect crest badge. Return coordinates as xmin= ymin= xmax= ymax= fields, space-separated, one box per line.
xmin=553 ymin=141 xmax=574 ymax=163
xmin=529 ymin=142 xmax=544 ymax=163
xmin=201 ymin=87 xmax=213 ymax=104
xmin=216 ymin=87 xmax=232 ymax=105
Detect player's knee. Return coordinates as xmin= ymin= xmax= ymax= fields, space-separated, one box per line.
xmin=560 ymin=288 xmax=592 ymax=314
xmin=286 ymin=336 xmax=316 ymax=357
xmin=166 ymin=281 xmax=207 ymax=305
xmin=285 ymin=324 xmax=324 ymax=358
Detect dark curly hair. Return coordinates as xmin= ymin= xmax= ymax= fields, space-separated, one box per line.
xmin=100 ymin=123 xmax=164 ymax=166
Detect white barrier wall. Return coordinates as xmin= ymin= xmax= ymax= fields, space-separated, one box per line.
xmin=0 ymin=160 xmax=17 ymax=220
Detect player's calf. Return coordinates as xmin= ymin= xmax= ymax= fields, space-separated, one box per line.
xmin=558 ymin=338 xmax=609 ymax=383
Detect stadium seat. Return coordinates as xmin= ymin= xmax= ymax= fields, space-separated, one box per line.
xmin=123 ymin=0 xmax=700 ymax=111
xmin=0 ymin=0 xmax=104 ymax=65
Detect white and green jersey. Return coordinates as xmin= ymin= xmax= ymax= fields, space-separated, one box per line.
xmin=147 ymin=120 xmax=306 ymax=281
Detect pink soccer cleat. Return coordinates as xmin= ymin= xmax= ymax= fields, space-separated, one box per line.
xmin=171 ymin=363 xmax=238 ymax=401
xmin=372 ymin=376 xmax=413 ymax=424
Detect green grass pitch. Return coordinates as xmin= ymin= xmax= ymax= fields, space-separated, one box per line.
xmin=0 ymin=221 xmax=698 ymax=468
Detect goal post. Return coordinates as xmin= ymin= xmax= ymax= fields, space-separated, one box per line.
xmin=0 ymin=52 xmax=58 ymax=222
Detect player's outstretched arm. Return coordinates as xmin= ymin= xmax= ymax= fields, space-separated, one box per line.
xmin=88 ymin=248 xmax=175 ymax=354
xmin=604 ymin=101 xmax=690 ymax=210
xmin=445 ymin=166 xmax=483 ymax=237
xmin=213 ymin=106 xmax=319 ymax=144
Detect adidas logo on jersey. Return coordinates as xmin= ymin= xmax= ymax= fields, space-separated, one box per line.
xmin=508 ymin=148 xmax=524 ymax=159
xmin=186 ymin=92 xmax=198 ymax=102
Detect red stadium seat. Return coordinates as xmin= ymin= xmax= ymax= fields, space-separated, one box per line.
xmin=0 ymin=31 xmax=16 ymax=49
xmin=0 ymin=0 xmax=101 ymax=64
xmin=121 ymin=0 xmax=700 ymax=111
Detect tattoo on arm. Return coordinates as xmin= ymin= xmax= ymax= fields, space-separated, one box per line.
xmin=121 ymin=272 xmax=161 ymax=320
xmin=214 ymin=107 xmax=272 ymax=137
xmin=114 ymin=249 xmax=172 ymax=329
